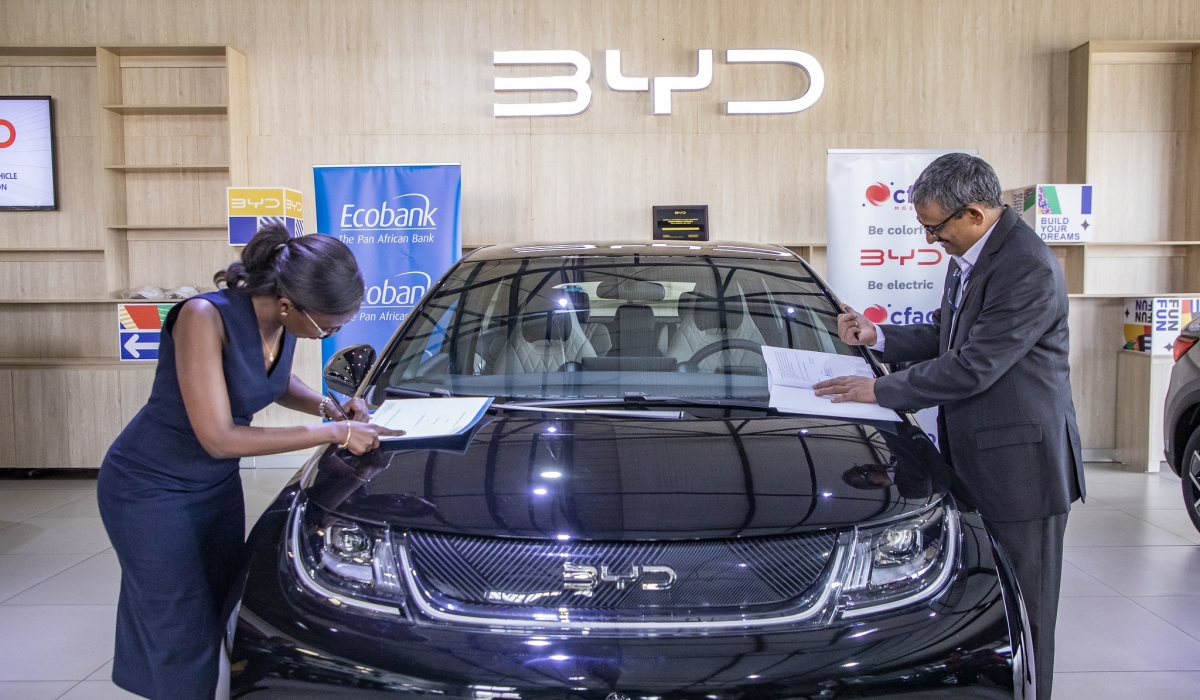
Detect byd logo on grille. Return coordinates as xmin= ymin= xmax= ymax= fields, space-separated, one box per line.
xmin=493 ymin=49 xmax=823 ymax=117
xmin=563 ymin=562 xmax=677 ymax=595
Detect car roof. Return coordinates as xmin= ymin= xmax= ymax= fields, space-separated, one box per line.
xmin=462 ymin=240 xmax=801 ymax=262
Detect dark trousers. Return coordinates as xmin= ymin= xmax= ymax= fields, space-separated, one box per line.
xmin=983 ymin=514 xmax=1069 ymax=700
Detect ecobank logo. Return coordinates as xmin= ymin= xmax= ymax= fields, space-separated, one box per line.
xmin=340 ymin=194 xmax=437 ymax=230
xmin=864 ymin=182 xmax=913 ymax=208
xmin=493 ymin=48 xmax=823 ymax=117
xmin=363 ymin=271 xmax=432 ymax=309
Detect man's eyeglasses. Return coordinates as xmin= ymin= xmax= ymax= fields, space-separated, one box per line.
xmin=300 ymin=308 xmax=342 ymax=339
xmin=919 ymin=205 xmax=965 ymax=237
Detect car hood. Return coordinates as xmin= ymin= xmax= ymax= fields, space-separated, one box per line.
xmin=302 ymin=412 xmax=951 ymax=540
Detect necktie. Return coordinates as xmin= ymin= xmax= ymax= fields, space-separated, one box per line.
xmin=946 ymin=266 xmax=963 ymax=312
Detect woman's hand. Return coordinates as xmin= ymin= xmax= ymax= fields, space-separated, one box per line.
xmin=343 ymin=397 xmax=371 ymax=422
xmin=331 ymin=421 xmax=405 ymax=455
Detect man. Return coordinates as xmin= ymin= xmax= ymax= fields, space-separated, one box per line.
xmin=814 ymin=153 xmax=1085 ymax=700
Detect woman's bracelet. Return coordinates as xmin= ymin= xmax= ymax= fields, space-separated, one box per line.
xmin=318 ymin=397 xmax=333 ymax=420
xmin=339 ymin=422 xmax=353 ymax=449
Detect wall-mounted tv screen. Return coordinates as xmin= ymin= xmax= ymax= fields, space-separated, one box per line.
xmin=0 ymin=96 xmax=58 ymax=211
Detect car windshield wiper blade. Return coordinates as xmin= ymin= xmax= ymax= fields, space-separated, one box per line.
xmin=384 ymin=386 xmax=453 ymax=398
xmin=490 ymin=402 xmax=692 ymax=420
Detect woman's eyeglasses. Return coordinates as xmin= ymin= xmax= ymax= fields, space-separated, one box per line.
xmin=300 ymin=308 xmax=342 ymax=339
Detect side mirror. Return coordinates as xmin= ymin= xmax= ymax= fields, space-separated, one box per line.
xmin=323 ymin=344 xmax=377 ymax=396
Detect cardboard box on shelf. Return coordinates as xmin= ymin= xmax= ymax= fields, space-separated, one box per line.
xmin=1004 ymin=184 xmax=1094 ymax=243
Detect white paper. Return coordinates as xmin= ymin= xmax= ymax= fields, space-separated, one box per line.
xmin=762 ymin=346 xmax=900 ymax=422
xmin=370 ymin=397 xmax=493 ymax=440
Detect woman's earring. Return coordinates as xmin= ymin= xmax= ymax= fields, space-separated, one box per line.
xmin=281 ymin=312 xmax=288 ymax=317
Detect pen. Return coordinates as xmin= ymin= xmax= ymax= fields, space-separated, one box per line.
xmin=323 ymin=389 xmax=351 ymax=421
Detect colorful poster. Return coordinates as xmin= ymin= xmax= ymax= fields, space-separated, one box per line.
xmin=1004 ymin=184 xmax=1094 ymax=242
xmin=118 ymin=303 xmax=174 ymax=361
xmin=826 ymin=149 xmax=976 ymax=445
xmin=1123 ymin=298 xmax=1200 ymax=356
xmin=227 ymin=187 xmax=304 ymax=245
xmin=313 ymin=164 xmax=462 ymax=382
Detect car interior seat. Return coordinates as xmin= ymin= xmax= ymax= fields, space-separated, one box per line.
xmin=492 ymin=288 xmax=596 ymax=373
xmin=665 ymin=277 xmax=767 ymax=372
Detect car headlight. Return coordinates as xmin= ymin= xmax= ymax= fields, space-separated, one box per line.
xmin=838 ymin=501 xmax=958 ymax=617
xmin=287 ymin=496 xmax=406 ymax=616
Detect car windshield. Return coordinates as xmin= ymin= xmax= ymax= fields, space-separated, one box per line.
xmin=368 ymin=253 xmax=861 ymax=404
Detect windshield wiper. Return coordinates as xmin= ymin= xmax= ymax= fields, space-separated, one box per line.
xmin=490 ymin=402 xmax=692 ymax=420
xmin=383 ymin=386 xmax=453 ymax=398
xmin=510 ymin=395 xmax=774 ymax=412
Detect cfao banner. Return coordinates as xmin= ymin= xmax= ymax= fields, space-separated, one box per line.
xmin=826 ymin=149 xmax=975 ymax=446
xmin=826 ymin=149 xmax=975 ymax=323
xmin=314 ymin=164 xmax=462 ymax=374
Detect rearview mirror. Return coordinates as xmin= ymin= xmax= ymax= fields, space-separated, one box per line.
xmin=323 ymin=344 xmax=377 ymax=396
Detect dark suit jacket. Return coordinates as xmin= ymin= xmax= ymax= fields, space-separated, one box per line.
xmin=873 ymin=206 xmax=1085 ymax=522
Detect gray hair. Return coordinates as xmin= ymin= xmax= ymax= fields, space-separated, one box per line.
xmin=910 ymin=153 xmax=1003 ymax=215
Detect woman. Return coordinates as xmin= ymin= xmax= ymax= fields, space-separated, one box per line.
xmin=97 ymin=224 xmax=401 ymax=700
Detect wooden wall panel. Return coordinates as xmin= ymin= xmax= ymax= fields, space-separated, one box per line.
xmin=118 ymin=65 xmax=226 ymax=106
xmin=121 ymin=114 xmax=229 ymax=166
xmin=126 ymin=239 xmax=237 ymax=290
xmin=1068 ymin=297 xmax=1125 ymax=450
xmin=0 ymin=260 xmax=107 ymax=299
xmin=122 ymin=170 xmax=228 ymax=225
xmin=1083 ymin=247 xmax=1186 ymax=295
xmin=0 ymin=371 xmax=13 ymax=466
xmin=0 ymin=305 xmax=117 ymax=358
xmin=65 ymin=368 xmax=123 ymax=467
xmin=10 ymin=370 xmax=69 ymax=467
xmin=1086 ymin=131 xmax=1189 ymax=242
xmin=0 ymin=65 xmax=101 ymax=249
xmin=117 ymin=367 xmax=155 ymax=425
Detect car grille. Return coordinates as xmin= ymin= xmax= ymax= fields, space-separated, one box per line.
xmin=405 ymin=530 xmax=838 ymax=616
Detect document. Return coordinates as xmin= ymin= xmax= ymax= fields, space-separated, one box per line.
xmin=370 ymin=397 xmax=494 ymax=440
xmin=762 ymin=346 xmax=900 ymax=422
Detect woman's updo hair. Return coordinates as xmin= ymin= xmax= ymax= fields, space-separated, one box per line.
xmin=214 ymin=223 xmax=364 ymax=316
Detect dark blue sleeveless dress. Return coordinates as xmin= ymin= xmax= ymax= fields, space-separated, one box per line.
xmin=98 ymin=289 xmax=296 ymax=700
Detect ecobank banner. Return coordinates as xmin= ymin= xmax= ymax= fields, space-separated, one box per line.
xmin=314 ymin=164 xmax=461 ymax=371
xmin=826 ymin=149 xmax=975 ymax=326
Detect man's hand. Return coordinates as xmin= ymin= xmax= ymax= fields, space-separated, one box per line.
xmin=813 ymin=375 xmax=878 ymax=404
xmin=837 ymin=305 xmax=878 ymax=346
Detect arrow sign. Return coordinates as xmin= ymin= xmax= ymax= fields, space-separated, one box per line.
xmin=119 ymin=330 xmax=161 ymax=361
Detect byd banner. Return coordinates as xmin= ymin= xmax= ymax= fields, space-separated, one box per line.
xmin=314 ymin=164 xmax=462 ymax=370
xmin=826 ymin=149 xmax=975 ymax=445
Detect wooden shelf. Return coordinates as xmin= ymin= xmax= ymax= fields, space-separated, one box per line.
xmin=0 ymin=357 xmax=133 ymax=368
xmin=106 ymin=224 xmax=226 ymax=230
xmin=102 ymin=104 xmax=227 ymax=115
xmin=0 ymin=247 xmax=104 ymax=253
xmin=1069 ymin=292 xmax=1200 ymax=299
xmin=101 ymin=45 xmax=229 ymax=57
xmin=1084 ymin=241 xmax=1200 ymax=246
xmin=0 ymin=298 xmax=185 ymax=304
xmin=103 ymin=164 xmax=229 ymax=172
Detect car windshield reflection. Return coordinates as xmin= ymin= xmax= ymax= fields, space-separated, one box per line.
xmin=369 ymin=255 xmax=859 ymax=403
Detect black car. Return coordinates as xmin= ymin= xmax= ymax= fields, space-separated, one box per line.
xmin=231 ymin=242 xmax=1032 ymax=699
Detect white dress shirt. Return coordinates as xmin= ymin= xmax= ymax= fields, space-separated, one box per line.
xmin=869 ymin=217 xmax=1000 ymax=352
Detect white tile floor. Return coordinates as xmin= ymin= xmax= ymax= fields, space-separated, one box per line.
xmin=0 ymin=463 xmax=1194 ymax=699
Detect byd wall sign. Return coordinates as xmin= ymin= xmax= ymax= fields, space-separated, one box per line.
xmin=493 ymin=49 xmax=824 ymax=117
